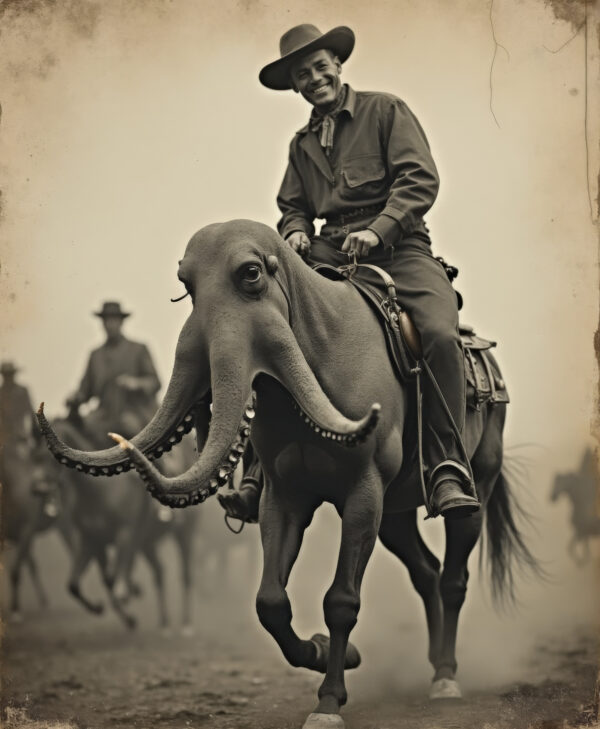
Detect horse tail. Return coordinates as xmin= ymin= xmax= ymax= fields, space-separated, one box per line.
xmin=480 ymin=458 xmax=542 ymax=606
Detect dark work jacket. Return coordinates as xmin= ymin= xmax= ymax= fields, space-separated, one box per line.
xmin=76 ymin=336 xmax=160 ymax=425
xmin=276 ymin=85 xmax=440 ymax=248
xmin=0 ymin=382 xmax=34 ymax=443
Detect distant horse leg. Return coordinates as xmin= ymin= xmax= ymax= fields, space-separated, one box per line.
xmin=67 ymin=533 xmax=104 ymax=614
xmin=97 ymin=547 xmax=137 ymax=630
xmin=569 ymin=536 xmax=589 ymax=566
xmin=255 ymin=487 xmax=321 ymax=670
xmin=174 ymin=528 xmax=194 ymax=635
xmin=378 ymin=510 xmax=443 ymax=668
xmin=26 ymin=551 xmax=49 ymax=609
xmin=9 ymin=505 xmax=45 ymax=618
xmin=9 ymin=532 xmax=33 ymax=619
xmin=315 ymin=472 xmax=383 ymax=719
xmin=141 ymin=541 xmax=169 ymax=630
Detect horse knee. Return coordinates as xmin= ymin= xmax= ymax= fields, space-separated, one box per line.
xmin=256 ymin=586 xmax=291 ymax=632
xmin=409 ymin=563 xmax=440 ymax=599
xmin=440 ymin=569 xmax=469 ymax=609
xmin=323 ymin=586 xmax=360 ymax=633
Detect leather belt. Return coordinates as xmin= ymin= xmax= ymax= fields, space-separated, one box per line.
xmin=324 ymin=205 xmax=384 ymax=227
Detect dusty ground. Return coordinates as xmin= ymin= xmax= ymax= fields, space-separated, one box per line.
xmin=2 ymin=499 xmax=600 ymax=729
xmin=1 ymin=598 xmax=598 ymax=729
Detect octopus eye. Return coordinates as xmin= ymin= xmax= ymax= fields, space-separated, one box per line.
xmin=243 ymin=265 xmax=262 ymax=283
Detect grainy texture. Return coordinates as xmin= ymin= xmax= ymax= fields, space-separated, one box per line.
xmin=2 ymin=603 xmax=598 ymax=728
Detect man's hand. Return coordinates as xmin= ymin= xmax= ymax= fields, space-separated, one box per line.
xmin=286 ymin=231 xmax=311 ymax=258
xmin=115 ymin=374 xmax=141 ymax=391
xmin=341 ymin=229 xmax=380 ymax=258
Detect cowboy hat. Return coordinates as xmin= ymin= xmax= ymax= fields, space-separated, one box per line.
xmin=93 ymin=301 xmax=131 ymax=319
xmin=0 ymin=361 xmax=19 ymax=375
xmin=259 ymin=24 xmax=355 ymax=91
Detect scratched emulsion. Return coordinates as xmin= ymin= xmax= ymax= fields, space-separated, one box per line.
xmin=544 ymin=0 xmax=588 ymax=30
xmin=0 ymin=1 xmax=598 ymax=727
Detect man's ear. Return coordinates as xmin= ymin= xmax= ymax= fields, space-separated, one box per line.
xmin=333 ymin=55 xmax=342 ymax=74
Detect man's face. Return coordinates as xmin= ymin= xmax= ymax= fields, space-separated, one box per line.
xmin=102 ymin=315 xmax=124 ymax=340
xmin=290 ymin=49 xmax=342 ymax=111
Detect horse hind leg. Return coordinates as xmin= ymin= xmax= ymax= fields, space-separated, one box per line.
xmin=378 ymin=510 xmax=443 ymax=669
xmin=431 ymin=423 xmax=503 ymax=699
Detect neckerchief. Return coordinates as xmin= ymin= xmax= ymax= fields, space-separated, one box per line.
xmin=308 ymin=85 xmax=348 ymax=157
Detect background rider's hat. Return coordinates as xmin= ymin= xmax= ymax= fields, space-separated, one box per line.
xmin=0 ymin=361 xmax=20 ymax=376
xmin=93 ymin=301 xmax=131 ymax=319
xmin=259 ymin=24 xmax=355 ymax=91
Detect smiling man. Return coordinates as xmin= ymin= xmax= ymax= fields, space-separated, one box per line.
xmin=220 ymin=24 xmax=480 ymax=523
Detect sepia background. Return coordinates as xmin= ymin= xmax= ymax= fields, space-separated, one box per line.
xmin=0 ymin=0 xmax=599 ymax=727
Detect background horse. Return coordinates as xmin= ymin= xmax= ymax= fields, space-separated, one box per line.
xmin=37 ymin=412 xmax=201 ymax=630
xmin=1 ymin=435 xmax=73 ymax=621
xmin=39 ymin=220 xmax=539 ymax=729
xmin=551 ymin=448 xmax=600 ymax=565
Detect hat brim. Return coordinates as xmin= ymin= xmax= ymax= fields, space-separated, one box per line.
xmin=259 ymin=26 xmax=355 ymax=91
xmin=94 ymin=311 xmax=131 ymax=318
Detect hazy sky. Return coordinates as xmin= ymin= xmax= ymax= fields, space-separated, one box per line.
xmin=0 ymin=0 xmax=597 ymax=470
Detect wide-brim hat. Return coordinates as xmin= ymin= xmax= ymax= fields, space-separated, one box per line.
xmin=259 ymin=24 xmax=355 ymax=91
xmin=0 ymin=361 xmax=19 ymax=375
xmin=93 ymin=301 xmax=131 ymax=319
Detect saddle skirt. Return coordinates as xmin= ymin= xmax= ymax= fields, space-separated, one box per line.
xmin=313 ymin=263 xmax=509 ymax=410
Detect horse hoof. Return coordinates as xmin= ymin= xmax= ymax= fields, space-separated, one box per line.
xmin=310 ymin=634 xmax=361 ymax=673
xmin=124 ymin=615 xmax=138 ymax=631
xmin=302 ymin=713 xmax=345 ymax=729
xmin=429 ymin=678 xmax=462 ymax=700
xmin=90 ymin=603 xmax=105 ymax=615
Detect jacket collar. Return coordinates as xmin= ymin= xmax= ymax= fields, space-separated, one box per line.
xmin=296 ymin=84 xmax=356 ymax=135
xmin=295 ymin=85 xmax=356 ymax=183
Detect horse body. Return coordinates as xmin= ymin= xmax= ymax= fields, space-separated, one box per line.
xmin=39 ymin=220 xmax=535 ymax=728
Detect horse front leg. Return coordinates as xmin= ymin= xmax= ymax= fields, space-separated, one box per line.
xmin=255 ymin=484 xmax=322 ymax=670
xmin=311 ymin=471 xmax=383 ymax=727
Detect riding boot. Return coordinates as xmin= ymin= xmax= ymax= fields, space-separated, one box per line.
xmin=217 ymin=445 xmax=263 ymax=523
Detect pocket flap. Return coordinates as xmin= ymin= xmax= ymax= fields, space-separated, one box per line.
xmin=342 ymin=157 xmax=386 ymax=188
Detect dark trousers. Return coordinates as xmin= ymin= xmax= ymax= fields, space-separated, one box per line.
xmin=309 ymin=225 xmax=471 ymax=489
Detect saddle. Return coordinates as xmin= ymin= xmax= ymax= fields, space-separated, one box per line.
xmin=313 ymin=262 xmax=509 ymax=410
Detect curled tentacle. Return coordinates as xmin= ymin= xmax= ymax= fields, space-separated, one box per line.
xmin=110 ymin=394 xmax=256 ymax=509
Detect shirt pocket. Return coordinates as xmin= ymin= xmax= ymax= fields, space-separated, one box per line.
xmin=340 ymin=155 xmax=387 ymax=201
